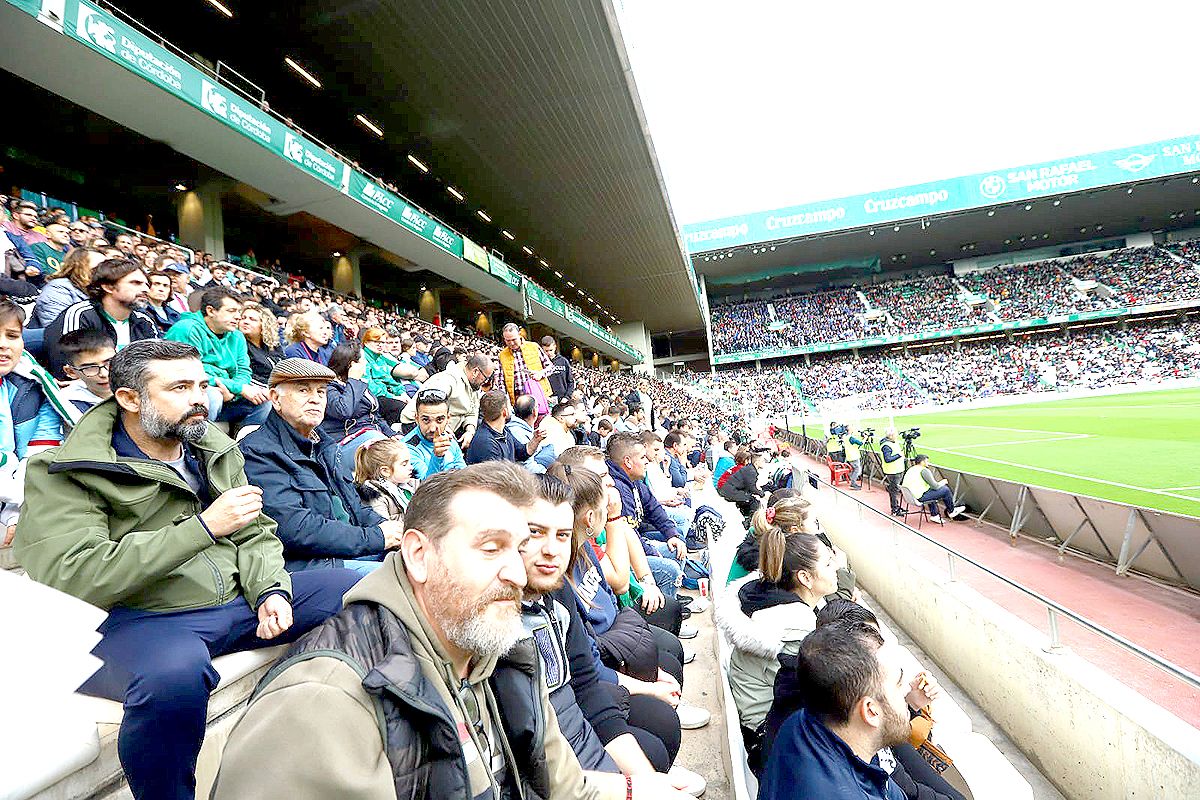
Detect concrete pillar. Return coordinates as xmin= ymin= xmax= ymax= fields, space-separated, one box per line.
xmin=615 ymin=321 xmax=654 ymax=374
xmin=418 ymin=288 xmax=441 ymax=324
xmin=331 ymin=251 xmax=362 ymax=297
xmin=175 ymin=183 xmax=225 ymax=259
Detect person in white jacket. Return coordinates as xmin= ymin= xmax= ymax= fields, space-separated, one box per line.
xmin=714 ymin=496 xmax=839 ymax=770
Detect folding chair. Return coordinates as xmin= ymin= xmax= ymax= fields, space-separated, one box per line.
xmin=900 ymin=485 xmax=942 ymax=528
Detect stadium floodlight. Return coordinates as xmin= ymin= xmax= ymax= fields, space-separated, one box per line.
xmin=447 ymin=186 xmax=464 ymax=201
xmin=1193 ymin=177 xmax=1198 ymax=184
xmin=284 ymin=57 xmax=322 ymax=89
xmin=987 ymin=209 xmax=995 ymax=216
xmin=206 ymin=0 xmax=234 ymax=18
xmin=355 ymin=114 xmax=384 ymax=138
xmin=1024 ymin=204 xmax=1032 ymax=210
xmin=174 ymin=183 xmax=188 ymax=191
xmin=501 ymin=230 xmax=515 ymax=240
xmin=770 ymin=245 xmax=776 ymax=251
xmin=1005 ymin=238 xmax=1012 ymax=244
xmin=539 ymin=259 xmax=549 ymax=267
xmin=553 ymin=270 xmax=563 ymax=277
xmin=1096 ymin=225 xmax=1103 ymax=231
xmin=1127 ymin=187 xmax=1134 ymax=195
xmin=406 ymin=154 xmax=429 ymax=173
xmin=1053 ymin=199 xmax=1061 ymax=206
xmin=332 ymin=251 xmax=341 ymax=258
xmin=893 ymin=225 xmax=900 ymax=232
xmin=522 ymin=246 xmax=534 ymax=255
xmin=566 ymin=280 xmax=575 ymax=287
xmin=476 ymin=210 xmax=492 ymax=222
xmin=868 ymin=230 xmax=875 ymax=236
xmin=1080 ymin=228 xmax=1088 ymax=233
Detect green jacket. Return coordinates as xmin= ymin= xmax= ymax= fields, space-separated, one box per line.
xmin=363 ymin=346 xmax=409 ymax=399
xmin=164 ymin=311 xmax=253 ymax=395
xmin=14 ymin=401 xmax=290 ymax=612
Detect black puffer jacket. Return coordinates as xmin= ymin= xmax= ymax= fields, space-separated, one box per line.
xmin=719 ymin=463 xmax=761 ymax=505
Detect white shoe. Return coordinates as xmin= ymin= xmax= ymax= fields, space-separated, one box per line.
xmin=682 ymin=649 xmax=696 ymax=665
xmin=677 ymin=703 xmax=711 ymax=729
xmin=678 ymin=624 xmax=698 ymax=640
xmin=950 ymin=505 xmax=967 ymax=518
xmin=667 ymin=765 xmax=708 ymax=797
xmin=929 ymin=515 xmax=944 ymax=524
xmin=684 ymin=596 xmax=710 ymax=613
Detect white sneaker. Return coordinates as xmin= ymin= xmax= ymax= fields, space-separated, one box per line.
xmin=678 ymin=624 xmax=698 ymax=640
xmin=682 ymin=649 xmax=696 ymax=665
xmin=676 ymin=703 xmax=711 ymax=729
xmin=929 ymin=515 xmax=944 ymax=524
xmin=667 ymin=765 xmax=708 ymax=797
xmin=950 ymin=505 xmax=967 ymax=518
xmin=684 ymin=596 xmax=710 ymax=613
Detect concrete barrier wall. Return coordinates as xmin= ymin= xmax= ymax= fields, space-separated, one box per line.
xmin=816 ymin=489 xmax=1200 ymax=800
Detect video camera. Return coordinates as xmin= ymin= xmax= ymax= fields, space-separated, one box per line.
xmin=900 ymin=427 xmax=921 ymax=441
xmin=830 ymin=423 xmax=849 ymax=436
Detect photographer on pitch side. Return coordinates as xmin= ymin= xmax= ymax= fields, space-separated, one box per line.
xmin=902 ymin=455 xmax=965 ymax=524
xmin=843 ymin=426 xmax=864 ymax=490
xmin=825 ymin=422 xmax=845 ymax=464
xmin=879 ymin=428 xmax=906 ymax=516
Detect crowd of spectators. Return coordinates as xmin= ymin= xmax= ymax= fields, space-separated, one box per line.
xmin=862 ymin=275 xmax=988 ymax=334
xmin=678 ymin=316 xmax=1200 ymax=419
xmin=711 ymin=244 xmax=1200 ymax=357
xmin=2 ymin=191 xmax=780 ymax=800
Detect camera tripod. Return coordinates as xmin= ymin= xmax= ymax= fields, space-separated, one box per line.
xmin=859 ymin=438 xmax=881 ymax=490
xmin=902 ymin=435 xmax=920 ymax=465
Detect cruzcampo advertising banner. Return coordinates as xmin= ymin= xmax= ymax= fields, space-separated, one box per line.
xmin=709 ymin=303 xmax=1196 ymax=365
xmin=684 ymin=133 xmax=1200 ymax=254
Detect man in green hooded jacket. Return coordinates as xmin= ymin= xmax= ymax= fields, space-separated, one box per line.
xmin=14 ymin=339 xmax=358 ymax=800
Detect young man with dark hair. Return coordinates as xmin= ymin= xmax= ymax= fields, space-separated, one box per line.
xmin=212 ymin=463 xmax=610 ymax=800
xmin=15 ymin=339 xmax=357 ymax=800
xmin=540 ymin=335 xmax=575 ymax=403
xmin=144 ymin=269 xmax=180 ymax=332
xmin=466 ymin=389 xmax=545 ymax=465
xmin=402 ymin=388 xmax=467 ymax=478
xmin=43 ymin=258 xmax=159 ymax=378
xmin=759 ymin=622 xmax=921 ymax=800
xmin=59 ymin=328 xmax=117 ymax=413
xmin=165 ymin=285 xmax=269 ymax=426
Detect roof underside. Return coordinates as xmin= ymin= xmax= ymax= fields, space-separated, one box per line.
xmin=114 ymin=0 xmax=702 ymax=332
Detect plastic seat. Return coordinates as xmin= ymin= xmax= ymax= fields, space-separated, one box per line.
xmin=826 ymin=457 xmax=852 ymax=487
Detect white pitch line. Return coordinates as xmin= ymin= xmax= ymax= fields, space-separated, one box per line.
xmin=921 ymin=422 xmax=1090 ymax=437
xmin=923 ymin=445 xmax=1200 ymax=505
xmin=950 ymin=434 xmax=1092 ymax=450
xmin=1161 ymin=485 xmax=1200 ymax=492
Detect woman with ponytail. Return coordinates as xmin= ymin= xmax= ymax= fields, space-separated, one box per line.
xmin=715 ymin=495 xmax=839 ymax=774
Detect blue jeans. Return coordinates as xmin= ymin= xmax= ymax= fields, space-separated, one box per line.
xmin=344 ymin=555 xmax=385 ymax=575
xmin=662 ymin=503 xmax=694 ymax=533
xmin=645 ymin=552 xmax=682 ymax=597
xmin=79 ymin=568 xmax=360 ymax=800
xmin=918 ymin=485 xmax=955 ymax=515
xmin=205 ymin=386 xmax=272 ymax=426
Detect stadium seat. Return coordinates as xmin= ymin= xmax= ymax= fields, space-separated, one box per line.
xmin=826 ymin=456 xmax=852 ymax=487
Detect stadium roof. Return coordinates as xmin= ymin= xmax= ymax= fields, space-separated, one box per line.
xmin=696 ymin=173 xmax=1200 ymax=292
xmin=109 ymin=0 xmax=702 ymax=333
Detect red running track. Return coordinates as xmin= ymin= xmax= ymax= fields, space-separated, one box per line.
xmin=801 ymin=456 xmax=1200 ymax=728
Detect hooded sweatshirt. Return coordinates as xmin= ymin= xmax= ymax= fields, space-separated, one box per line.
xmin=210 ymin=553 xmax=598 ymax=800
xmin=164 ymin=310 xmax=253 ymax=395
xmin=715 ymin=572 xmax=815 ymax=731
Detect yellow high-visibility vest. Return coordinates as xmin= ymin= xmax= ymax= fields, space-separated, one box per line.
xmin=880 ymin=441 xmax=905 ymax=474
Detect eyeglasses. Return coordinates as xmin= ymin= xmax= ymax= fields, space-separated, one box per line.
xmin=73 ymin=359 xmax=112 ymax=377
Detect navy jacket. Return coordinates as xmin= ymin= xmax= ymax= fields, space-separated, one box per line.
xmin=464 ymin=422 xmax=517 ymax=465
xmin=43 ymin=299 xmax=161 ymax=379
xmin=761 ymin=708 xmax=905 ymax=800
xmin=240 ymin=410 xmax=385 ymax=571
xmin=607 ymin=459 xmax=681 ymax=544
xmin=320 ymin=378 xmax=396 ymax=442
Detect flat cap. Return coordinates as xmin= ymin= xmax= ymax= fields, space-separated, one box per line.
xmin=268 ymin=357 xmax=337 ymax=386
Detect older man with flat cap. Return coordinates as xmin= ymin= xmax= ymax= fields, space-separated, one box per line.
xmin=240 ymin=358 xmax=404 ymax=574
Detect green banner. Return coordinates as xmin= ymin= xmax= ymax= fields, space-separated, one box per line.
xmin=11 ymin=0 xmax=641 ymax=358
xmin=462 ymin=236 xmax=489 ymax=270
xmin=710 ymin=304 xmax=1182 ymax=365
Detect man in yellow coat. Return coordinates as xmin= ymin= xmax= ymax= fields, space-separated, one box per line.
xmin=499 ymin=322 xmax=552 ymax=407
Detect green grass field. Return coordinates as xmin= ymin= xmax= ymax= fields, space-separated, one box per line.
xmin=797 ymin=387 xmax=1200 ymax=518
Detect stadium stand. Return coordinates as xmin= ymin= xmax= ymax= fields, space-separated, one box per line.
xmin=711 ymin=245 xmax=1200 ymax=356
xmin=691 ymin=315 xmax=1200 ymax=416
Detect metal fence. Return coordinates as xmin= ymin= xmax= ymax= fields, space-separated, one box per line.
xmin=777 ymin=429 xmax=1200 ymax=593
xmin=792 ymin=462 xmax=1200 ymax=695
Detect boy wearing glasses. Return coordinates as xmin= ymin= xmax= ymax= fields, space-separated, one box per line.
xmin=59 ymin=329 xmax=117 ymax=414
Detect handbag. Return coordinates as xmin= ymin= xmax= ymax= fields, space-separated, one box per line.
xmin=524 ymin=377 xmax=550 ymax=416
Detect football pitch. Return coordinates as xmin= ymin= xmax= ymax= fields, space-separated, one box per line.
xmin=797 ymin=387 xmax=1200 ymax=518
